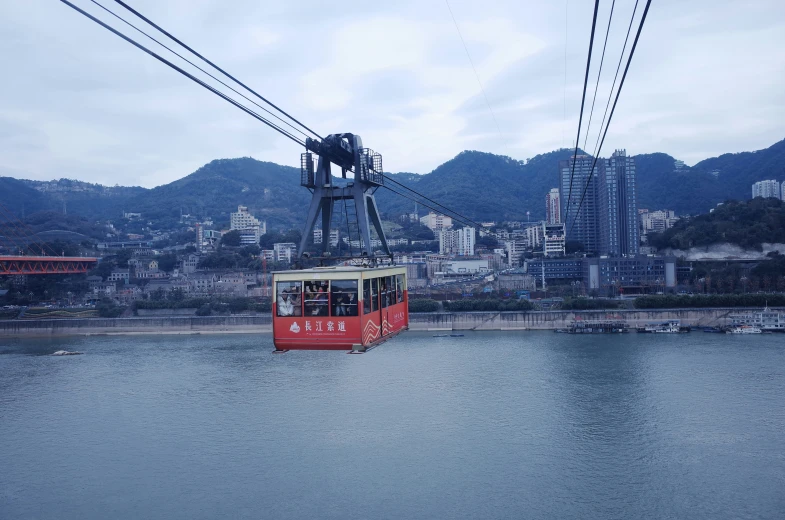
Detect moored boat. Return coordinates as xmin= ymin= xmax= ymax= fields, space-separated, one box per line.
xmin=726 ymin=325 xmax=762 ymax=334
xmin=636 ymin=320 xmax=684 ymax=333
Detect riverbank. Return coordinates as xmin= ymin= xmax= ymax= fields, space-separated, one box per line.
xmin=1 ymin=307 xmax=779 ymax=336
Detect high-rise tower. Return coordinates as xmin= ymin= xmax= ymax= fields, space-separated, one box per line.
xmin=546 ymin=188 xmax=561 ymax=225
xmin=560 ymin=155 xmax=599 ymax=253
xmin=598 ymin=150 xmax=639 ymax=256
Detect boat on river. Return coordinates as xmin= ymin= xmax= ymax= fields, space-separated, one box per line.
xmin=568 ymin=320 xmax=629 ymax=334
xmin=636 ymin=320 xmax=689 ymax=333
xmin=727 ymin=306 xmax=785 ymax=332
xmin=726 ymin=325 xmax=762 ymax=334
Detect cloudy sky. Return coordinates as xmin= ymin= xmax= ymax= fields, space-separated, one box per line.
xmin=2 ymin=0 xmax=784 ymax=187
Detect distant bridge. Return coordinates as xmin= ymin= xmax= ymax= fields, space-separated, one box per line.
xmin=0 ymin=256 xmax=97 ymax=275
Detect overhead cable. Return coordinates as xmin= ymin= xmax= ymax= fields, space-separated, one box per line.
xmin=569 ymin=0 xmax=653 ymax=234
xmin=88 ymin=0 xmax=314 ymax=142
xmin=382 ymin=174 xmax=488 ymax=231
xmin=112 ymin=0 xmax=323 ymax=140
xmin=582 ymin=0 xmax=616 ymax=151
xmin=59 ymin=0 xmax=307 ymax=147
xmin=564 ymin=0 xmax=601 ymax=220
xmin=445 ymin=0 xmax=507 ymax=154
xmin=590 ymin=0 xmax=640 ymax=161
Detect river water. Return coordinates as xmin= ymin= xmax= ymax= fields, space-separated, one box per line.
xmin=1 ymin=331 xmax=783 ymax=519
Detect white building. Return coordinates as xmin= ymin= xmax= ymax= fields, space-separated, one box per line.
xmin=442 ymin=259 xmax=489 ymax=275
xmin=504 ymin=239 xmax=526 ymax=267
xmin=273 ymin=242 xmax=297 ymax=263
xmin=107 ymin=269 xmax=130 ymax=284
xmin=456 ymin=226 xmax=475 ymax=256
xmin=230 ymin=205 xmax=266 ymax=244
xmin=752 ymin=180 xmax=781 ymax=199
xmin=313 ymin=229 xmax=340 ymax=247
xmin=543 ymin=223 xmax=566 ymax=256
xmin=546 ymin=188 xmax=561 ymax=224
xmin=419 ymin=212 xmax=453 ymax=231
xmin=438 ymin=227 xmax=475 ymax=255
xmin=181 ymin=253 xmax=200 ymax=274
xmin=640 ymin=210 xmax=679 ymax=234
xmin=524 ymin=223 xmax=544 ymax=250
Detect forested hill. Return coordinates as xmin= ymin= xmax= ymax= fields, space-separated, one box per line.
xmin=377 ymin=148 xmax=577 ymax=223
xmin=1 ymin=138 xmax=784 ymax=230
xmin=648 ymin=198 xmax=785 ymax=251
xmin=121 ymin=158 xmax=309 ymax=230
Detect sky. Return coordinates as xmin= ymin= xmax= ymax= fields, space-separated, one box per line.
xmin=1 ymin=0 xmax=784 ymax=188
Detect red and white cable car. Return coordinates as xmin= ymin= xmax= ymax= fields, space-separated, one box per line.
xmin=273 ymin=265 xmax=408 ymax=351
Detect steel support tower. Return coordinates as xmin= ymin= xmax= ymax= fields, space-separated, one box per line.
xmin=299 ymin=133 xmax=391 ymax=260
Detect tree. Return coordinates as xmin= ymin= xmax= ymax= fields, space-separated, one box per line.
xmin=221 ymin=230 xmax=242 ymax=247
xmin=156 ymin=253 xmax=178 ymax=273
xmin=115 ymin=248 xmax=134 ymax=268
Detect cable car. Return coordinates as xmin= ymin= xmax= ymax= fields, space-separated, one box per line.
xmin=273 ymin=265 xmax=408 ymax=351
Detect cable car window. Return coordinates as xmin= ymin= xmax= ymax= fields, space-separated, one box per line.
xmin=396 ymin=274 xmax=405 ymax=303
xmin=388 ymin=276 xmax=395 ymax=306
xmin=276 ymin=281 xmax=302 ymax=317
xmin=379 ymin=277 xmax=388 ymax=308
xmin=363 ymin=280 xmax=371 ymax=314
xmin=304 ymin=281 xmax=329 ymax=316
xmin=371 ymin=278 xmax=379 ymax=312
xmin=331 ymin=280 xmax=358 ymax=317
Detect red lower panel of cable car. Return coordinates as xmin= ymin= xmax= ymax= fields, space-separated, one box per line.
xmin=273 ymin=299 xmax=408 ymax=350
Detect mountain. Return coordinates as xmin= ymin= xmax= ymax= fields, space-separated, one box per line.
xmin=0 ymin=177 xmax=54 ymax=219
xmin=20 ymin=179 xmax=147 ymax=219
xmin=122 ymin=158 xmax=310 ymax=229
xmin=377 ymin=148 xmax=578 ymax=222
xmin=648 ymin=197 xmax=785 ymax=251
xmin=1 ymin=138 xmax=784 ymax=232
xmin=634 ymin=153 xmax=724 ymax=215
xmin=691 ymin=138 xmax=785 ymax=197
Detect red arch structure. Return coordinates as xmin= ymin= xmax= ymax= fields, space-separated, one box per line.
xmin=0 ymin=256 xmax=97 ymax=275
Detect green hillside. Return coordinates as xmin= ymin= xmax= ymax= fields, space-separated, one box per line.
xmin=122 ymin=158 xmax=310 ymax=229
xmin=692 ymin=138 xmax=785 ymax=197
xmin=649 ymin=198 xmax=785 ymax=251
xmin=0 ymin=177 xmax=54 ymax=218
xmin=378 ymin=148 xmax=577 ymax=222
xmin=1 ymin=138 xmax=784 ymax=234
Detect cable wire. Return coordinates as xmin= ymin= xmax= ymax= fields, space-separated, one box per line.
xmin=112 ymin=0 xmax=323 ymax=140
xmin=591 ymin=0 xmax=639 ymax=161
xmin=88 ymin=0 xmax=313 ymax=142
xmin=445 ymin=0 xmax=507 ymax=153
xmin=382 ymin=174 xmax=487 ymax=231
xmin=569 ymin=0 xmax=653 ymax=235
xmin=564 ymin=0 xmax=601 ymax=220
xmin=582 ymin=0 xmax=616 ymax=151
xmin=59 ymin=0 xmax=306 ymax=147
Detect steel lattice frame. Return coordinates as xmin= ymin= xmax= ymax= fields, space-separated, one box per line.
xmin=0 ymin=256 xmax=97 ymax=275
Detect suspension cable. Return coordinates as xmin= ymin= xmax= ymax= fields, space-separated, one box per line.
xmin=381 ymin=174 xmax=488 ymax=231
xmin=591 ymin=0 xmax=640 ymax=160
xmin=112 ymin=0 xmax=323 ymax=140
xmin=88 ymin=0 xmax=313 ymax=142
xmin=569 ymin=0 xmax=653 ymax=235
xmin=564 ymin=0 xmax=601 ymax=220
xmin=582 ymin=0 xmax=616 ymax=151
xmin=59 ymin=0 xmax=306 ymax=147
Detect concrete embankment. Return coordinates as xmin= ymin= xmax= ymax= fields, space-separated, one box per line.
xmin=408 ymin=308 xmax=775 ymax=332
xmin=0 ymin=307 xmax=779 ymax=336
xmin=0 ymin=315 xmax=271 ymax=337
